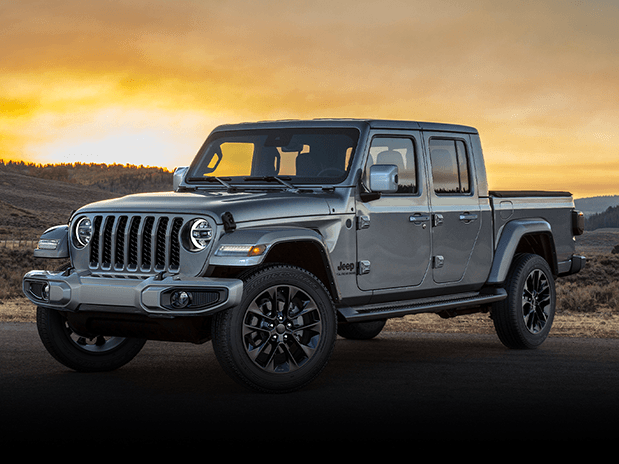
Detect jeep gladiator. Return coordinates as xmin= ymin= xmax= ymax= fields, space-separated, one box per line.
xmin=23 ymin=119 xmax=586 ymax=392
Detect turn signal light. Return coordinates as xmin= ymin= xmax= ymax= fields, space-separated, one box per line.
xmin=216 ymin=244 xmax=267 ymax=257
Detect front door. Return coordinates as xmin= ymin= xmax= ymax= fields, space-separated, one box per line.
xmin=424 ymin=133 xmax=482 ymax=284
xmin=356 ymin=133 xmax=431 ymax=291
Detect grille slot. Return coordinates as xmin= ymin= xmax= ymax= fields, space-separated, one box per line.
xmin=114 ymin=216 xmax=128 ymax=270
xmin=142 ymin=216 xmax=155 ymax=271
xmin=86 ymin=214 xmax=184 ymax=274
xmin=89 ymin=216 xmax=103 ymax=267
xmin=169 ymin=218 xmax=183 ymax=271
xmin=155 ymin=217 xmax=169 ymax=271
xmin=127 ymin=217 xmax=141 ymax=270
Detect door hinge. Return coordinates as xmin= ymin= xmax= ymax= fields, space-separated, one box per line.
xmin=358 ymin=260 xmax=371 ymax=275
xmin=357 ymin=215 xmax=371 ymax=230
xmin=433 ymin=214 xmax=444 ymax=227
xmin=433 ymin=255 xmax=444 ymax=269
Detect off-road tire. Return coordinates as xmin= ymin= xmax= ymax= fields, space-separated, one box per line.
xmin=212 ymin=265 xmax=337 ymax=393
xmin=492 ymin=253 xmax=556 ymax=349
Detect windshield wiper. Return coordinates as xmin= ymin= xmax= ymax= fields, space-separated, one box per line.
xmin=244 ymin=176 xmax=296 ymax=190
xmin=188 ymin=176 xmax=238 ymax=192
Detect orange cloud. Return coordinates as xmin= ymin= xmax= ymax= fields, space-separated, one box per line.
xmin=1 ymin=0 xmax=618 ymax=198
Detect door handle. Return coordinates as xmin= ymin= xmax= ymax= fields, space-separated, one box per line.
xmin=409 ymin=214 xmax=430 ymax=224
xmin=459 ymin=213 xmax=478 ymax=222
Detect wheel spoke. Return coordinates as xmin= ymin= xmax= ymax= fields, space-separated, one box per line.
xmin=246 ymin=336 xmax=276 ymax=366
xmin=521 ymin=268 xmax=553 ymax=335
xmin=63 ymin=319 xmax=124 ymax=352
xmin=243 ymin=283 xmax=323 ymax=375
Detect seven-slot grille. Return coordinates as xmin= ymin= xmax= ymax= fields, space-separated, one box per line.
xmin=88 ymin=214 xmax=184 ymax=273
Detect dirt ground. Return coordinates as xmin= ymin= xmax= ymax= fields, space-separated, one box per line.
xmin=385 ymin=309 xmax=619 ymax=339
xmin=3 ymin=296 xmax=618 ymax=339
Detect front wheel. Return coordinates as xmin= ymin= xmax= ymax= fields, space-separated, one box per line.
xmin=492 ymin=254 xmax=556 ymax=349
xmin=37 ymin=306 xmax=146 ymax=372
xmin=212 ymin=265 xmax=337 ymax=393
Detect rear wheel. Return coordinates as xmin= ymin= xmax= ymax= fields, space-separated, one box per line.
xmin=212 ymin=265 xmax=337 ymax=393
xmin=492 ymin=254 xmax=556 ymax=349
xmin=37 ymin=306 xmax=146 ymax=372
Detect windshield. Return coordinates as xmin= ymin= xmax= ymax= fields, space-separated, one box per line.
xmin=187 ymin=128 xmax=359 ymax=186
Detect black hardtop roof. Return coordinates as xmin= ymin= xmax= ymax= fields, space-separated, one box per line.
xmin=212 ymin=118 xmax=478 ymax=134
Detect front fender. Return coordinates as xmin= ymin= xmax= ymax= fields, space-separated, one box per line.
xmin=33 ymin=225 xmax=69 ymax=259
xmin=209 ymin=227 xmax=328 ymax=267
xmin=487 ymin=219 xmax=553 ymax=285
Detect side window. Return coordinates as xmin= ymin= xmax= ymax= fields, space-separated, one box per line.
xmin=365 ymin=137 xmax=417 ymax=194
xmin=430 ymin=138 xmax=470 ymax=195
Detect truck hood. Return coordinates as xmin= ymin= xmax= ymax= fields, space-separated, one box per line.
xmin=76 ymin=190 xmax=333 ymax=224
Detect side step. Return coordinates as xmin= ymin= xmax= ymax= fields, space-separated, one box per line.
xmin=337 ymin=288 xmax=507 ymax=323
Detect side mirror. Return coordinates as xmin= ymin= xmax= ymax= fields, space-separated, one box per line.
xmin=173 ymin=166 xmax=188 ymax=191
xmin=369 ymin=164 xmax=398 ymax=193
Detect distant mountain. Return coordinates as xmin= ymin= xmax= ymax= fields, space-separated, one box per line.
xmin=574 ymin=195 xmax=619 ymax=217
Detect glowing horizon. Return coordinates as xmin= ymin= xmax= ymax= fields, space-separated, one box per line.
xmin=2 ymin=0 xmax=618 ymax=199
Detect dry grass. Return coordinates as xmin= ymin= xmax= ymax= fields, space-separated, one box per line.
xmin=0 ymin=247 xmax=68 ymax=302
xmin=2 ymin=229 xmax=619 ymax=338
xmin=556 ymin=254 xmax=619 ymax=313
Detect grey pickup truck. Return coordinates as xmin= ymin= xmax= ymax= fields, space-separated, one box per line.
xmin=23 ymin=119 xmax=585 ymax=392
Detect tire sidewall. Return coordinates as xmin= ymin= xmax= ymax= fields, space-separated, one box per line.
xmin=214 ymin=266 xmax=337 ymax=393
xmin=501 ymin=254 xmax=556 ymax=349
xmin=37 ymin=306 xmax=145 ymax=372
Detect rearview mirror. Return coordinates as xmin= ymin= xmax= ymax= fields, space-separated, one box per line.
xmin=369 ymin=164 xmax=398 ymax=193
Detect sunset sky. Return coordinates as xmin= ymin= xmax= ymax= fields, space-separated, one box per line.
xmin=1 ymin=0 xmax=618 ymax=198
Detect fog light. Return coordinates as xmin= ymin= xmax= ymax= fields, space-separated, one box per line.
xmin=28 ymin=281 xmax=50 ymax=302
xmin=171 ymin=291 xmax=191 ymax=309
xmin=41 ymin=283 xmax=50 ymax=301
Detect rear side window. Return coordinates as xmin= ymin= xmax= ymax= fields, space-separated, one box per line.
xmin=430 ymin=139 xmax=470 ymax=195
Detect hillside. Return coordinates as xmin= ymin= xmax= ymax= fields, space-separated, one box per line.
xmin=586 ymin=205 xmax=619 ymax=231
xmin=575 ymin=195 xmax=619 ymax=217
xmin=0 ymin=160 xmax=172 ymax=195
xmin=0 ymin=161 xmax=175 ymax=236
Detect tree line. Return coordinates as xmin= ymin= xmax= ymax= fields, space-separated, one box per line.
xmin=0 ymin=159 xmax=173 ymax=194
xmin=586 ymin=205 xmax=619 ymax=231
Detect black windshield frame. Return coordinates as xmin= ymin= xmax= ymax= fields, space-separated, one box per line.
xmin=187 ymin=128 xmax=360 ymax=187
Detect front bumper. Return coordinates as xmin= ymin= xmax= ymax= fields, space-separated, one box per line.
xmin=22 ymin=269 xmax=243 ymax=317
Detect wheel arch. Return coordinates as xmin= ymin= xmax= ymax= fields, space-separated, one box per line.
xmin=260 ymin=240 xmax=338 ymax=299
xmin=487 ymin=219 xmax=558 ymax=285
xmin=208 ymin=228 xmax=340 ymax=302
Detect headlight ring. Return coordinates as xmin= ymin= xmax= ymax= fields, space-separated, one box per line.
xmin=184 ymin=218 xmax=213 ymax=252
xmin=74 ymin=217 xmax=93 ymax=248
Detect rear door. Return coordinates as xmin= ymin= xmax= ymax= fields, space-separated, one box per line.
xmin=356 ymin=131 xmax=431 ymax=291
xmin=423 ymin=132 xmax=482 ymax=283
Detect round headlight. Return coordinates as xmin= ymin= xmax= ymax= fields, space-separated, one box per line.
xmin=75 ymin=217 xmax=93 ymax=247
xmin=189 ymin=219 xmax=213 ymax=251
